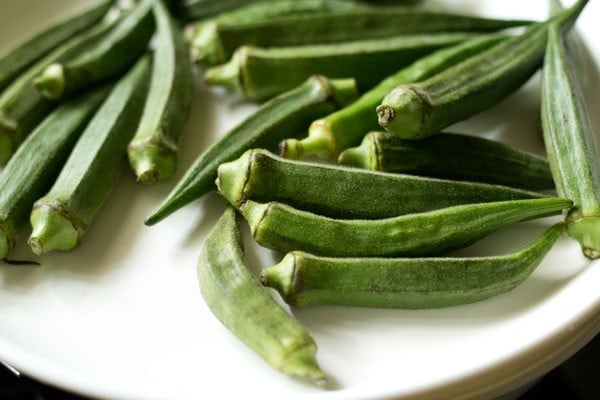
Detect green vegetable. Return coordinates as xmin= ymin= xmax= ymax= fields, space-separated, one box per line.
xmin=240 ymin=197 xmax=571 ymax=257
xmin=28 ymin=55 xmax=151 ymax=255
xmin=262 ymin=223 xmax=564 ymax=308
xmin=145 ymin=75 xmax=357 ymax=225
xmin=198 ymin=206 xmax=326 ymax=384
xmin=376 ymin=0 xmax=588 ymax=140
xmin=127 ymin=0 xmax=194 ymax=185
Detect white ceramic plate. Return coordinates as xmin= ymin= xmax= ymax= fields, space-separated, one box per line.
xmin=1 ymin=1 xmax=600 ymax=399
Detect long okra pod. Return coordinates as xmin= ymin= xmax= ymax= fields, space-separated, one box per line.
xmin=280 ymin=34 xmax=505 ymax=159
xmin=205 ymin=33 xmax=474 ymax=103
xmin=145 ymin=75 xmax=357 ymax=225
xmin=127 ymin=0 xmax=194 ymax=185
xmin=0 ymin=0 xmax=115 ymax=91
xmin=28 ymin=56 xmax=151 ymax=255
xmin=377 ymin=0 xmax=588 ymax=140
xmin=217 ymin=149 xmax=545 ymax=219
xmin=338 ymin=132 xmax=554 ymax=191
xmin=262 ymin=223 xmax=564 ymax=309
xmin=34 ymin=0 xmax=155 ymax=101
xmin=198 ymin=206 xmax=325 ymax=384
xmin=240 ymin=197 xmax=571 ymax=257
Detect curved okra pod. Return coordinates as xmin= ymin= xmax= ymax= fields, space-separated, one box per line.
xmin=0 ymin=0 xmax=115 ymax=91
xmin=127 ymin=0 xmax=194 ymax=185
xmin=198 ymin=206 xmax=326 ymax=385
xmin=239 ymin=197 xmax=571 ymax=257
xmin=377 ymin=0 xmax=589 ymax=140
xmin=280 ymin=34 xmax=505 ymax=159
xmin=33 ymin=0 xmax=155 ymax=101
xmin=338 ymin=131 xmax=554 ymax=191
xmin=144 ymin=75 xmax=357 ymax=226
xmin=261 ymin=223 xmax=564 ymax=309
xmin=217 ymin=149 xmax=545 ymax=219
xmin=27 ymin=56 xmax=151 ymax=255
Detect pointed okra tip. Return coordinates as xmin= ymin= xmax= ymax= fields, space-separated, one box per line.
xmin=33 ymin=63 xmax=66 ymax=100
xmin=279 ymin=342 xmax=327 ymax=387
xmin=28 ymin=205 xmax=79 ymax=255
xmin=377 ymin=85 xmax=427 ymax=140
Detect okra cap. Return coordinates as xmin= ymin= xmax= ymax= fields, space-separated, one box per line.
xmin=28 ymin=205 xmax=79 ymax=255
xmin=377 ymin=84 xmax=428 ymax=140
xmin=33 ymin=64 xmax=66 ymax=100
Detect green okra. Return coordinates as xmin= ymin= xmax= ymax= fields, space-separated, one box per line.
xmin=541 ymin=24 xmax=600 ymax=259
xmin=145 ymin=75 xmax=357 ymax=226
xmin=27 ymin=56 xmax=151 ymax=255
xmin=217 ymin=149 xmax=545 ymax=220
xmin=239 ymin=197 xmax=571 ymax=257
xmin=376 ymin=0 xmax=588 ymax=140
xmin=198 ymin=206 xmax=326 ymax=385
xmin=338 ymin=131 xmax=554 ymax=191
xmin=33 ymin=0 xmax=155 ymax=101
xmin=262 ymin=222 xmax=564 ymax=309
xmin=127 ymin=0 xmax=194 ymax=185
xmin=205 ymin=32 xmax=475 ymax=103
xmin=0 ymin=0 xmax=115 ymax=91
xmin=280 ymin=34 xmax=505 ymax=159
xmin=0 ymin=87 xmax=110 ymax=259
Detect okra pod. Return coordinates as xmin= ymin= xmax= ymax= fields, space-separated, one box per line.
xmin=261 ymin=223 xmax=564 ymax=309
xmin=338 ymin=131 xmax=555 ymax=191
xmin=0 ymin=87 xmax=109 ymax=259
xmin=0 ymin=0 xmax=115 ymax=91
xmin=34 ymin=0 xmax=155 ymax=100
xmin=198 ymin=206 xmax=325 ymax=384
xmin=280 ymin=34 xmax=505 ymax=159
xmin=28 ymin=56 xmax=151 ymax=255
xmin=541 ymin=24 xmax=600 ymax=259
xmin=145 ymin=75 xmax=357 ymax=225
xmin=127 ymin=0 xmax=194 ymax=185
xmin=240 ymin=197 xmax=571 ymax=257
xmin=217 ymin=149 xmax=545 ymax=219
xmin=205 ymin=33 xmax=474 ymax=102
xmin=377 ymin=0 xmax=588 ymax=140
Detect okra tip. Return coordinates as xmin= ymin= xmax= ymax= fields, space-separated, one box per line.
xmin=337 ymin=133 xmax=376 ymax=169
xmin=377 ymin=85 xmax=427 ymax=140
xmin=204 ymin=53 xmax=241 ymax=92
xmin=33 ymin=64 xmax=66 ymax=100
xmin=28 ymin=205 xmax=79 ymax=255
xmin=279 ymin=342 xmax=327 ymax=387
xmin=128 ymin=144 xmax=177 ymax=185
xmin=260 ymin=252 xmax=296 ymax=302
xmin=566 ymin=216 xmax=600 ymax=259
xmin=215 ymin=152 xmax=251 ymax=207
xmin=279 ymin=120 xmax=336 ymax=160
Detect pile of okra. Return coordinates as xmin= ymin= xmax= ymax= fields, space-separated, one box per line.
xmin=1 ymin=0 xmax=597 ymax=387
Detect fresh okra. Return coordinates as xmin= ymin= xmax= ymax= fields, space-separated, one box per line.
xmin=338 ymin=131 xmax=555 ymax=191
xmin=145 ymin=75 xmax=357 ymax=226
xmin=377 ymin=0 xmax=588 ymax=140
xmin=198 ymin=206 xmax=326 ymax=385
xmin=0 ymin=87 xmax=110 ymax=259
xmin=205 ymin=33 xmax=475 ymax=103
xmin=0 ymin=0 xmax=115 ymax=91
xmin=262 ymin=223 xmax=564 ymax=309
xmin=28 ymin=56 xmax=151 ymax=255
xmin=33 ymin=0 xmax=155 ymax=101
xmin=127 ymin=0 xmax=194 ymax=185
xmin=217 ymin=149 xmax=545 ymax=220
xmin=239 ymin=197 xmax=571 ymax=257
xmin=280 ymin=34 xmax=505 ymax=159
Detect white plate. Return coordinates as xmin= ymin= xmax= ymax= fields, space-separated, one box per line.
xmin=1 ymin=1 xmax=600 ymax=399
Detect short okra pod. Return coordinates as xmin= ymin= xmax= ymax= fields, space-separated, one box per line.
xmin=28 ymin=55 xmax=151 ymax=255
xmin=144 ymin=75 xmax=357 ymax=226
xmin=198 ymin=206 xmax=325 ymax=385
xmin=262 ymin=223 xmax=565 ymax=309
xmin=240 ymin=197 xmax=571 ymax=258
xmin=338 ymin=131 xmax=555 ymax=191
xmin=127 ymin=0 xmax=194 ymax=185
xmin=377 ymin=0 xmax=588 ymax=140
xmin=217 ymin=149 xmax=545 ymax=220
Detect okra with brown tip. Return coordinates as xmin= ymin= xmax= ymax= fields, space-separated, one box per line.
xmin=198 ymin=206 xmax=326 ymax=385
xmin=239 ymin=197 xmax=571 ymax=257
xmin=27 ymin=56 xmax=151 ymax=255
xmin=0 ymin=0 xmax=115 ymax=91
xmin=127 ymin=0 xmax=194 ymax=185
xmin=262 ymin=222 xmax=564 ymax=309
xmin=144 ymin=75 xmax=357 ymax=226
xmin=338 ymin=131 xmax=554 ymax=191
xmin=377 ymin=0 xmax=588 ymax=140
xmin=33 ymin=0 xmax=155 ymax=101
xmin=205 ymin=32 xmax=475 ymax=103
xmin=217 ymin=148 xmax=545 ymax=219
